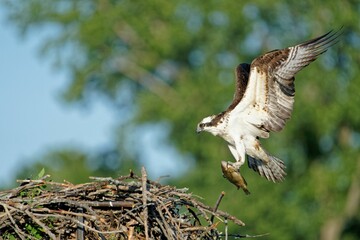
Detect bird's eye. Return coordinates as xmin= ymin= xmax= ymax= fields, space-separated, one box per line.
xmin=199 ymin=123 xmax=204 ymax=128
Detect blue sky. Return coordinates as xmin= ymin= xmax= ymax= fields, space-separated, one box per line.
xmin=0 ymin=9 xmax=115 ymax=186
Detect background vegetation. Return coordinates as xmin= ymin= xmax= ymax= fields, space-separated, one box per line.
xmin=2 ymin=1 xmax=360 ymax=239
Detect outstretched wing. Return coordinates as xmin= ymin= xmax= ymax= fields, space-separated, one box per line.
xmin=235 ymin=29 xmax=342 ymax=132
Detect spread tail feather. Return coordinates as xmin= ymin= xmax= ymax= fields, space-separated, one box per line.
xmin=247 ymin=155 xmax=286 ymax=182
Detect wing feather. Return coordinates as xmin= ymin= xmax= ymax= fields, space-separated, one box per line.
xmin=235 ymin=29 xmax=342 ymax=133
xmin=227 ymin=63 xmax=251 ymax=111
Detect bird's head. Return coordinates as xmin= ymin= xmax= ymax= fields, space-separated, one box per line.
xmin=196 ymin=115 xmax=217 ymax=134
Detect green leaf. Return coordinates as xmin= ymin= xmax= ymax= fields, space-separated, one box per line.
xmin=37 ymin=168 xmax=45 ymax=179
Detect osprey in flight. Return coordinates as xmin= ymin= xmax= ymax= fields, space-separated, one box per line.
xmin=197 ymin=29 xmax=342 ymax=193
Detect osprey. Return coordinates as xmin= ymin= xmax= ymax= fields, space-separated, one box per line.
xmin=197 ymin=29 xmax=342 ymax=188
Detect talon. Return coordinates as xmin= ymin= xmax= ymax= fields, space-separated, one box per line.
xmin=232 ymin=161 xmax=242 ymax=170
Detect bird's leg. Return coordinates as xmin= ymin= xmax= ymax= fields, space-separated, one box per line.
xmin=232 ymin=161 xmax=243 ymax=170
xmin=228 ymin=142 xmax=245 ymax=170
xmin=235 ymin=141 xmax=246 ymax=169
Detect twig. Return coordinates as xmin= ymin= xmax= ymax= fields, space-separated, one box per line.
xmin=156 ymin=199 xmax=179 ymax=238
xmin=32 ymin=208 xmax=97 ymax=221
xmin=76 ymin=208 xmax=84 ymax=240
xmin=194 ymin=199 xmax=245 ymax=226
xmin=211 ymin=191 xmax=225 ymax=224
xmin=187 ymin=198 xmax=211 ymax=223
xmin=154 ymin=212 xmax=173 ymax=240
xmin=32 ymin=213 xmax=125 ymax=235
xmin=0 ymin=203 xmax=26 ymax=240
xmin=186 ymin=206 xmax=201 ymax=226
xmin=225 ymin=217 xmax=228 ymax=240
xmin=220 ymin=233 xmax=270 ymax=238
xmin=85 ymin=200 xmax=134 ymax=208
xmin=25 ymin=209 xmax=57 ymax=240
xmin=141 ymin=167 xmax=149 ymax=240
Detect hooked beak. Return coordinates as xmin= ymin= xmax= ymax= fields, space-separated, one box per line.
xmin=196 ymin=125 xmax=202 ymax=134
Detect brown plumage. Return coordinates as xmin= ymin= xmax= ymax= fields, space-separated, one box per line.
xmin=233 ymin=29 xmax=343 ymax=132
xmin=197 ymin=29 xmax=343 ymax=189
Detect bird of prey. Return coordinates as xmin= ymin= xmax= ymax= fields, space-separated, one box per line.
xmin=197 ymin=29 xmax=342 ymax=192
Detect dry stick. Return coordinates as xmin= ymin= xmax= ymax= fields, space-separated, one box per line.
xmin=76 ymin=208 xmax=85 ymax=240
xmin=213 ymin=209 xmax=245 ymax=226
xmin=123 ymin=208 xmax=145 ymax=226
xmin=183 ymin=223 xmax=219 ymax=239
xmin=182 ymin=226 xmax=213 ymax=232
xmin=209 ymin=192 xmax=225 ymax=240
xmin=194 ymin=200 xmax=245 ymax=226
xmin=78 ymin=200 xmax=134 ymax=208
xmin=127 ymin=226 xmax=134 ymax=240
xmin=15 ymin=175 xmax=50 ymax=184
xmin=32 ymin=213 xmax=124 ymax=235
xmin=7 ymin=181 xmax=45 ymax=199
xmin=199 ymin=222 xmax=220 ymax=239
xmin=89 ymin=176 xmax=115 ymax=182
xmin=211 ymin=191 xmax=225 ymax=224
xmin=13 ymin=174 xmax=50 ymax=189
xmin=223 ymin=233 xmax=270 ymax=238
xmin=32 ymin=208 xmax=97 ymax=220
xmin=188 ymin=199 xmax=211 ymax=223
xmin=89 ymin=177 xmax=143 ymax=193
xmin=36 ymin=199 xmax=98 ymax=213
xmin=15 ymin=175 xmax=53 ymax=186
xmin=157 ymin=198 xmax=181 ymax=235
xmin=225 ymin=218 xmax=228 ymax=240
xmin=141 ymin=167 xmax=149 ymax=240
xmin=0 ymin=207 xmax=16 ymax=219
xmin=0 ymin=203 xmax=26 ymax=240
xmin=154 ymin=217 xmax=172 ymax=240
xmin=155 ymin=205 xmax=175 ymax=239
xmin=186 ymin=206 xmax=201 ymax=226
xmin=24 ymin=209 xmax=57 ymax=240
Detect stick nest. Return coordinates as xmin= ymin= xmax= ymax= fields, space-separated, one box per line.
xmin=0 ymin=167 xmax=245 ymax=239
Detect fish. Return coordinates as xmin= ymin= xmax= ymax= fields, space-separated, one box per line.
xmin=221 ymin=161 xmax=250 ymax=195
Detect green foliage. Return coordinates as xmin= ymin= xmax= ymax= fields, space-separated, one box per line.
xmin=25 ymin=223 xmax=43 ymax=239
xmin=19 ymin=168 xmax=47 ymax=198
xmin=2 ymin=231 xmax=17 ymax=240
xmin=2 ymin=0 xmax=360 ymax=239
xmin=37 ymin=168 xmax=45 ymax=179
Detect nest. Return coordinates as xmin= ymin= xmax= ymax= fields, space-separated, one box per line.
xmin=0 ymin=167 xmax=250 ymax=239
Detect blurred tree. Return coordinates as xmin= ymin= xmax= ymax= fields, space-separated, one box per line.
xmin=2 ymin=0 xmax=360 ymax=239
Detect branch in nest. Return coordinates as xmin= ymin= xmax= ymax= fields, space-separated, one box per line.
xmin=0 ymin=170 xmax=248 ymax=239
